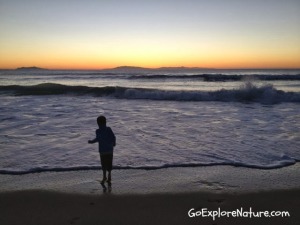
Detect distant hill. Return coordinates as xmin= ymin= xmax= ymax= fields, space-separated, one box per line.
xmin=12 ymin=66 xmax=213 ymax=72
xmin=16 ymin=66 xmax=48 ymax=71
xmin=113 ymin=66 xmax=146 ymax=70
xmin=105 ymin=66 xmax=213 ymax=73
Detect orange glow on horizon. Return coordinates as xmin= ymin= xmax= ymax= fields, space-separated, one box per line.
xmin=1 ymin=38 xmax=300 ymax=70
xmin=1 ymin=62 xmax=300 ymax=70
xmin=1 ymin=58 xmax=299 ymax=70
xmin=1 ymin=49 xmax=300 ymax=70
xmin=1 ymin=39 xmax=300 ymax=70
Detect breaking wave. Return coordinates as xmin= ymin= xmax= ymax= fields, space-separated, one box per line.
xmin=1 ymin=82 xmax=299 ymax=104
xmin=128 ymin=74 xmax=300 ymax=81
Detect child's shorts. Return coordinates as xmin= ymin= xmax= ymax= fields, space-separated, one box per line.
xmin=100 ymin=153 xmax=113 ymax=171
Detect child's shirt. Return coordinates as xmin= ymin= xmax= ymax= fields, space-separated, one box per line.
xmin=94 ymin=125 xmax=116 ymax=154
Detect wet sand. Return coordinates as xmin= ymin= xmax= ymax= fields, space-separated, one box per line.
xmin=0 ymin=165 xmax=299 ymax=225
xmin=0 ymin=189 xmax=299 ymax=225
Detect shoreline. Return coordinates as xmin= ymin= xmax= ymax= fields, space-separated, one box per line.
xmin=1 ymin=164 xmax=299 ymax=194
xmin=1 ymin=160 xmax=299 ymax=175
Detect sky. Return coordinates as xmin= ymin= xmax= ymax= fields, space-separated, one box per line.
xmin=0 ymin=0 xmax=300 ymax=69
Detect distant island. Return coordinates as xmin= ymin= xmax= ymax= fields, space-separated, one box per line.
xmin=16 ymin=66 xmax=48 ymax=71
xmin=12 ymin=66 xmax=213 ymax=72
xmin=103 ymin=66 xmax=214 ymax=73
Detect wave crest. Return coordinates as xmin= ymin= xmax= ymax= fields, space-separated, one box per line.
xmin=0 ymin=82 xmax=299 ymax=104
xmin=128 ymin=74 xmax=300 ymax=81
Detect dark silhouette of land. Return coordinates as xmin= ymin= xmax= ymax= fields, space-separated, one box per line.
xmin=16 ymin=66 xmax=48 ymax=71
xmin=103 ymin=66 xmax=214 ymax=73
xmin=3 ymin=66 xmax=298 ymax=73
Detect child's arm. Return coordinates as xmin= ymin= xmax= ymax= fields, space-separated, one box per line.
xmin=88 ymin=130 xmax=99 ymax=144
xmin=88 ymin=138 xmax=97 ymax=144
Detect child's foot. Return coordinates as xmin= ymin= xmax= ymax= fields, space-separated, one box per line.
xmin=107 ymin=178 xmax=112 ymax=186
xmin=101 ymin=178 xmax=107 ymax=184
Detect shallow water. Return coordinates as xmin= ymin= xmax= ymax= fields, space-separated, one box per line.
xmin=0 ymin=95 xmax=299 ymax=174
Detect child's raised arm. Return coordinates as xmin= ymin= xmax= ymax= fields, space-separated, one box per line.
xmin=88 ymin=138 xmax=97 ymax=144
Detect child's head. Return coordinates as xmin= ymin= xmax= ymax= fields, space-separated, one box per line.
xmin=97 ymin=116 xmax=106 ymax=127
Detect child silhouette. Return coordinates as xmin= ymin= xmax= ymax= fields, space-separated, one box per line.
xmin=88 ymin=116 xmax=116 ymax=185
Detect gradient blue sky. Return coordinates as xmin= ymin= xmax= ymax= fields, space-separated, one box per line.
xmin=1 ymin=0 xmax=300 ymax=69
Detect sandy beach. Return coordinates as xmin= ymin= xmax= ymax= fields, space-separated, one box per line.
xmin=1 ymin=189 xmax=299 ymax=225
xmin=1 ymin=164 xmax=299 ymax=225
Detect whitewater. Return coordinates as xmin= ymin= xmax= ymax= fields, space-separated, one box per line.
xmin=0 ymin=69 xmax=299 ymax=174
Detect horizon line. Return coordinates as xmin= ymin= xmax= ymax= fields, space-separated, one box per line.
xmin=1 ymin=66 xmax=300 ymax=71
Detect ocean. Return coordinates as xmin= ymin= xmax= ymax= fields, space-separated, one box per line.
xmin=0 ymin=69 xmax=299 ymax=174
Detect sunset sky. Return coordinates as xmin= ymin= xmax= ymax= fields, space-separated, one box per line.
xmin=0 ymin=0 xmax=300 ymax=69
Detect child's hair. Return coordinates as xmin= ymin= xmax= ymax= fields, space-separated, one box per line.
xmin=97 ymin=116 xmax=106 ymax=126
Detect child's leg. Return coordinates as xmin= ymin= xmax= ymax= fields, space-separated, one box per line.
xmin=107 ymin=154 xmax=113 ymax=183
xmin=100 ymin=154 xmax=107 ymax=182
xmin=108 ymin=170 xmax=111 ymax=182
xmin=102 ymin=169 xmax=107 ymax=181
